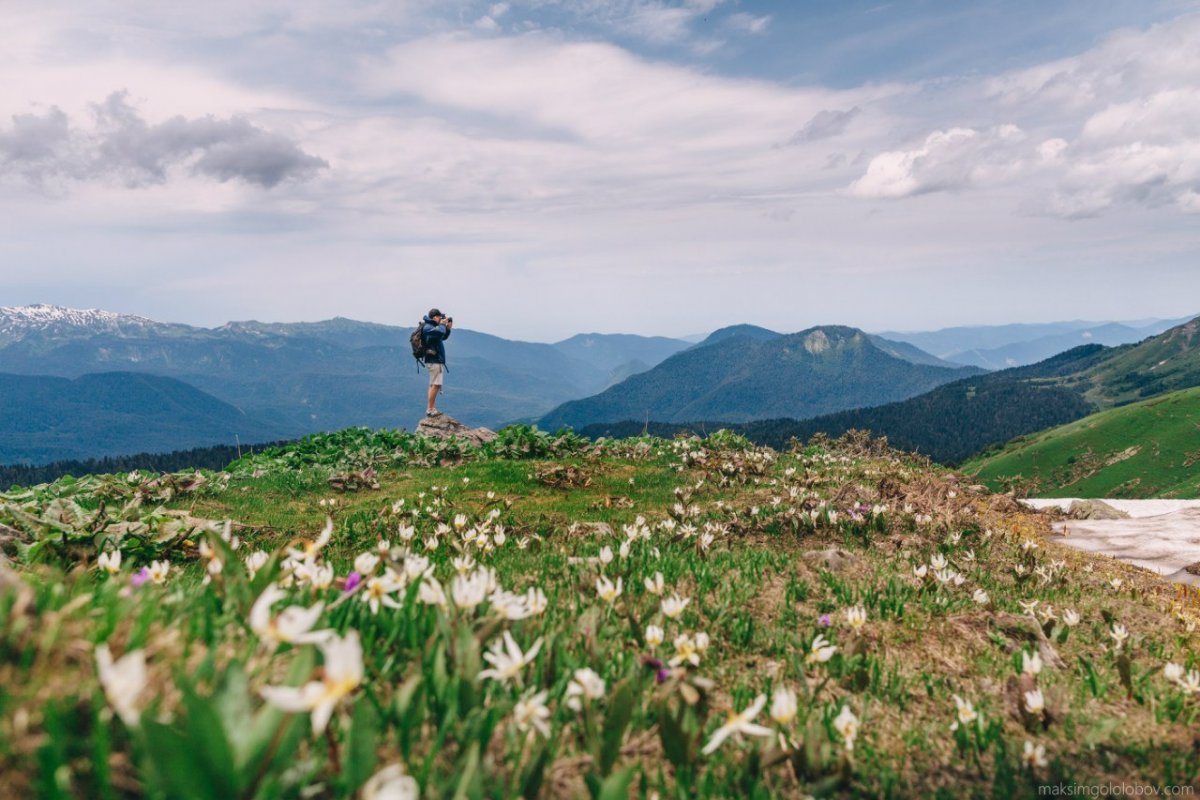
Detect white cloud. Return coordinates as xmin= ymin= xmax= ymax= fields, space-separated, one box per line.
xmin=850 ymin=13 xmax=1200 ymax=217
xmin=849 ymin=125 xmax=1029 ymax=198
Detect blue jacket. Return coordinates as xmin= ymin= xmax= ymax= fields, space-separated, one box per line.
xmin=421 ymin=316 xmax=450 ymax=364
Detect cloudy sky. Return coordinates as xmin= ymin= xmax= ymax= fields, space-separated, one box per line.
xmin=3 ymin=0 xmax=1199 ymax=340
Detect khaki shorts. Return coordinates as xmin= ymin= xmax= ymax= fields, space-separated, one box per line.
xmin=427 ymin=363 xmax=445 ymax=387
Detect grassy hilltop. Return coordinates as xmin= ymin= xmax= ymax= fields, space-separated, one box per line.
xmin=965 ymin=387 xmax=1200 ymax=498
xmin=1 ymin=426 xmax=1199 ymax=798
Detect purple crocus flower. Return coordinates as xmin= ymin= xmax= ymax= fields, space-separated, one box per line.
xmin=818 ymin=614 xmax=832 ymax=627
xmin=130 ymin=567 xmax=151 ymax=588
xmin=343 ymin=571 xmax=363 ymax=592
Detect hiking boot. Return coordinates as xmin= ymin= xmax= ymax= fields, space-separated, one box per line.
xmin=426 ymin=409 xmax=441 ymax=417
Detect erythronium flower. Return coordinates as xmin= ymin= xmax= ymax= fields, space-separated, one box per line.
xmin=565 ymin=668 xmax=606 ymax=711
xmin=479 ymin=632 xmax=543 ymax=686
xmin=645 ymin=625 xmax=664 ymax=649
xmin=451 ymin=571 xmax=490 ymax=610
xmin=418 ymin=577 xmax=447 ymax=608
xmin=845 ymin=606 xmax=867 ymax=632
xmin=644 ymin=572 xmax=665 ymax=595
xmin=250 ymin=585 xmax=331 ymax=648
xmin=244 ymin=550 xmax=270 ymax=579
xmin=524 ymin=587 xmax=548 ymax=616
xmin=1022 ymin=740 xmax=1048 ymax=768
xmin=806 ymin=634 xmax=837 ymax=666
xmin=669 ymin=634 xmax=701 ymax=668
xmin=972 ymin=589 xmax=990 ymax=605
xmin=287 ymin=518 xmax=333 ymax=561
xmin=1018 ymin=600 xmax=1038 ymax=615
xmin=362 ymin=764 xmax=419 ymax=800
xmin=950 ymin=695 xmax=978 ymax=731
xmin=701 ymin=695 xmax=772 ymax=755
xmin=261 ymin=631 xmax=364 ymax=735
xmin=1164 ymin=662 xmax=1200 ymax=694
xmin=596 ymin=576 xmax=623 ymax=604
xmin=1023 ymin=689 xmax=1045 ymax=716
xmin=930 ymin=554 xmax=947 ymax=571
xmin=1062 ymin=609 xmax=1081 ymax=627
xmin=1021 ymin=651 xmax=1043 ymax=676
xmin=833 ymin=706 xmax=859 ymax=752
xmin=770 ymin=686 xmax=797 ymax=726
xmin=354 ymin=553 xmax=380 ymax=576
xmin=361 ymin=576 xmax=404 ymax=614
xmin=599 ymin=546 xmax=614 ymax=565
xmin=1110 ymin=623 xmax=1129 ymax=650
xmin=661 ymin=595 xmax=689 ymax=619
xmin=513 ymin=691 xmax=552 ymax=738
xmin=95 ymin=644 xmax=146 ymax=726
xmin=146 ymin=560 xmax=169 ymax=584
xmin=97 ymin=550 xmax=122 ymax=575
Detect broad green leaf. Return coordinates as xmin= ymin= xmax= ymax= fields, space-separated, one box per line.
xmin=597 ymin=765 xmax=637 ymax=800
xmin=344 ymin=697 xmax=380 ymax=791
xmin=599 ymin=678 xmax=636 ymax=775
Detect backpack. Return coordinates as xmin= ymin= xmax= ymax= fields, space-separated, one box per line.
xmin=410 ymin=322 xmax=432 ymax=367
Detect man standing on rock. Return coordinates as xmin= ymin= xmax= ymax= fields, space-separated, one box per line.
xmin=421 ymin=309 xmax=452 ymax=416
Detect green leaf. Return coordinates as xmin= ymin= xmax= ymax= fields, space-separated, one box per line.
xmin=657 ymin=704 xmax=691 ymax=770
xmin=344 ymin=697 xmax=380 ymax=791
xmin=213 ymin=663 xmax=254 ymax=768
xmin=520 ymin=742 xmax=551 ymax=800
xmin=452 ymin=742 xmax=481 ymax=800
xmin=241 ymin=645 xmax=314 ymax=791
xmin=178 ymin=682 xmax=240 ymax=797
xmin=140 ymin=718 xmax=230 ymax=800
xmin=599 ymin=678 xmax=636 ymax=775
xmin=596 ymin=765 xmax=637 ymax=800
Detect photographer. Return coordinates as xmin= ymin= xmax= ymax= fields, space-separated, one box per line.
xmin=421 ymin=308 xmax=453 ymax=416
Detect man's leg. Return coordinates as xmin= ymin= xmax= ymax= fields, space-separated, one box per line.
xmin=426 ymin=364 xmax=444 ymax=414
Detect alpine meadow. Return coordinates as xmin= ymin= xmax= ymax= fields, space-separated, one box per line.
xmin=4 ymin=2 xmax=1200 ymax=799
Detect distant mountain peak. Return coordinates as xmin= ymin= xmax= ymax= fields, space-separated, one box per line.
xmin=694 ymin=323 xmax=781 ymax=349
xmin=0 ymin=304 xmax=161 ymax=345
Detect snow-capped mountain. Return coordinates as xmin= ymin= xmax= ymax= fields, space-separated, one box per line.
xmin=0 ymin=304 xmax=168 ymax=346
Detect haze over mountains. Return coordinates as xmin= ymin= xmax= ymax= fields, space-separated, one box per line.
xmin=0 ymin=305 xmax=691 ymax=461
xmin=583 ymin=316 xmax=1200 ymax=466
xmin=880 ymin=317 xmax=1192 ymax=371
xmin=538 ymin=325 xmax=982 ymax=430
xmin=1 ymin=304 xmax=1194 ymax=465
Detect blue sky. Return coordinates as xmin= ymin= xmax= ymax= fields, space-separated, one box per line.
xmin=2 ymin=0 xmax=1199 ymax=340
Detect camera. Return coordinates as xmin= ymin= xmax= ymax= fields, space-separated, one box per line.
xmin=445 ymin=316 xmax=454 ymax=323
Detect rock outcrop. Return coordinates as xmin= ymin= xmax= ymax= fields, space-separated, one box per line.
xmin=416 ymin=413 xmax=497 ymax=447
xmin=1067 ymin=499 xmax=1129 ymax=520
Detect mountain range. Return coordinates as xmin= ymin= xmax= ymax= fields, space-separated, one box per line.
xmin=879 ymin=316 xmax=1192 ymax=370
xmin=581 ymin=316 xmax=1200 ymax=466
xmin=0 ymin=372 xmax=288 ymax=463
xmin=0 ymin=305 xmax=692 ymax=460
xmin=538 ymin=325 xmax=982 ymax=430
xmin=3 ymin=304 xmax=1197 ymax=466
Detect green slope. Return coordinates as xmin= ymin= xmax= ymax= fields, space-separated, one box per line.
xmin=963 ymin=386 xmax=1200 ymax=498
